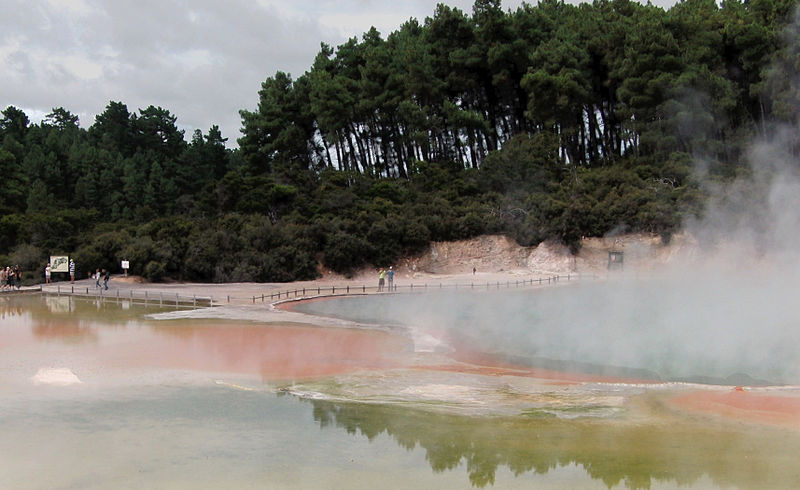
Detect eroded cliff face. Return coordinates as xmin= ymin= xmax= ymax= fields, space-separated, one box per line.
xmin=392 ymin=233 xmax=695 ymax=277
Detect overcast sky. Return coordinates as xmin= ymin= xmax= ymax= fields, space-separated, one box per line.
xmin=1 ymin=0 xmax=674 ymax=147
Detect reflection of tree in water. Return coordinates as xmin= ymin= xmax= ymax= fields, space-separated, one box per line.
xmin=305 ymin=398 xmax=800 ymax=488
xmin=14 ymin=293 xmax=174 ymax=324
xmin=4 ymin=294 xmax=170 ymax=343
xmin=0 ymin=298 xmax=24 ymax=319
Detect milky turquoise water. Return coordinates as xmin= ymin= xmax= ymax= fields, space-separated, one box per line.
xmin=2 ymin=293 xmax=799 ymax=489
xmin=292 ymin=281 xmax=800 ymax=385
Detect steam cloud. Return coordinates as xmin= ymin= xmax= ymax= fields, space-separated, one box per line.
xmin=299 ymin=10 xmax=800 ymax=386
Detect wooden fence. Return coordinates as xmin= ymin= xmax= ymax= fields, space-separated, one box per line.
xmin=40 ymin=284 xmax=214 ymax=308
xmin=250 ymin=273 xmax=596 ymax=304
xmin=37 ymin=273 xmax=596 ymax=307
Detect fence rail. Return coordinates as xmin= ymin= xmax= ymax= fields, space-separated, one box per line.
xmin=37 ymin=273 xmax=596 ymax=307
xmin=254 ymin=273 xmax=596 ymax=304
xmin=41 ymin=285 xmax=214 ymax=308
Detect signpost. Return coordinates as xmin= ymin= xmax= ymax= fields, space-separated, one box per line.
xmin=121 ymin=260 xmax=129 ymax=277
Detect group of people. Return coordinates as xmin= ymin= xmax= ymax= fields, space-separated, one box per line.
xmin=377 ymin=266 xmax=395 ymax=292
xmin=94 ymin=268 xmax=110 ymax=290
xmin=43 ymin=259 xmax=77 ymax=285
xmin=1 ymin=265 xmax=22 ymax=290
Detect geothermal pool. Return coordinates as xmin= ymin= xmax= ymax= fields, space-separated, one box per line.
xmin=2 ymin=289 xmax=800 ymax=489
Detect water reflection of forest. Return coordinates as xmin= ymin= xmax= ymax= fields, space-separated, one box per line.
xmin=0 ymin=298 xmax=24 ymax=319
xmin=305 ymin=398 xmax=800 ymax=489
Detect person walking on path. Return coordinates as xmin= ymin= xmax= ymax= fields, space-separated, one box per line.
xmin=378 ymin=268 xmax=385 ymax=292
xmin=69 ymin=259 xmax=75 ymax=284
xmin=95 ymin=268 xmax=101 ymax=288
xmin=102 ymin=269 xmax=110 ymax=290
xmin=387 ymin=266 xmax=394 ymax=291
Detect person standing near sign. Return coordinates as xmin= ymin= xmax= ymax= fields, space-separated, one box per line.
xmin=378 ymin=268 xmax=385 ymax=292
xmin=69 ymin=259 xmax=75 ymax=283
xmin=45 ymin=263 xmax=51 ymax=284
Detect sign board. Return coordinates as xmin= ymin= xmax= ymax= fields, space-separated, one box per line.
xmin=50 ymin=256 xmax=69 ymax=273
xmin=121 ymin=260 xmax=130 ymax=270
xmin=607 ymin=251 xmax=624 ymax=270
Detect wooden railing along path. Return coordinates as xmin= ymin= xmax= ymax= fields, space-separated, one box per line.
xmin=37 ymin=273 xmax=596 ymax=307
xmin=40 ymin=284 xmax=214 ymax=308
xmin=252 ymin=273 xmax=596 ymax=304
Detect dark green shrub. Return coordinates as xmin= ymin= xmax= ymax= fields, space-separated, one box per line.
xmin=322 ymin=232 xmax=372 ymax=275
xmin=9 ymin=243 xmax=45 ymax=272
xmin=143 ymin=260 xmax=166 ymax=282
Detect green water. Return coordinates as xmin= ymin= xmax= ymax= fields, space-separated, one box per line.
xmin=1 ymin=294 xmax=798 ymax=489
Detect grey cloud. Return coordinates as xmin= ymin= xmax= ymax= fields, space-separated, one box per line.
xmin=2 ymin=0 xmax=335 ymax=141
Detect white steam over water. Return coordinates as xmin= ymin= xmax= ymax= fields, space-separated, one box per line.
xmin=296 ymin=278 xmax=800 ymax=386
xmin=295 ymin=14 xmax=800 ymax=387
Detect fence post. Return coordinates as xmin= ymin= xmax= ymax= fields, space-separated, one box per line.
xmin=363 ymin=285 xmax=366 ymax=293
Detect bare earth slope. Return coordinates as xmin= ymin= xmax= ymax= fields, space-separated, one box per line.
xmin=383 ymin=232 xmax=693 ymax=280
